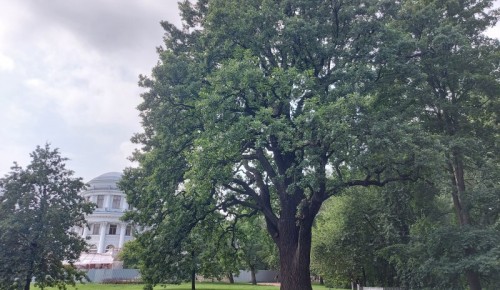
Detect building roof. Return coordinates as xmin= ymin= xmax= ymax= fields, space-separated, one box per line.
xmin=88 ymin=172 xmax=122 ymax=190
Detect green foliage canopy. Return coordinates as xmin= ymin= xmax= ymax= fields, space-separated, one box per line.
xmin=122 ymin=0 xmax=499 ymax=289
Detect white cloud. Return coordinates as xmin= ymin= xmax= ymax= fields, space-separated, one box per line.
xmin=110 ymin=140 xmax=140 ymax=169
xmin=19 ymin=25 xmax=141 ymax=129
xmin=0 ymin=52 xmax=14 ymax=71
xmin=0 ymin=103 xmax=32 ymax=126
xmin=486 ymin=0 xmax=500 ymax=39
xmin=0 ymin=144 xmax=32 ymax=176
xmin=486 ymin=25 xmax=500 ymax=39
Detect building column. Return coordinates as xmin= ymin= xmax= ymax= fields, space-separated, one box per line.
xmin=105 ymin=195 xmax=111 ymax=210
xmin=98 ymin=222 xmax=107 ymax=253
xmin=118 ymin=223 xmax=127 ymax=249
xmin=82 ymin=225 xmax=89 ymax=238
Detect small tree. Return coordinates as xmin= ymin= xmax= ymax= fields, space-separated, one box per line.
xmin=312 ymin=185 xmax=420 ymax=288
xmin=120 ymin=200 xmax=240 ymax=290
xmin=0 ymin=144 xmax=94 ymax=290
xmin=118 ymin=240 xmax=144 ymax=269
xmin=236 ymin=216 xmax=277 ymax=285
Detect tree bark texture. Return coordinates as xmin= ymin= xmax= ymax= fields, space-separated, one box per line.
xmin=278 ymin=216 xmax=313 ymax=290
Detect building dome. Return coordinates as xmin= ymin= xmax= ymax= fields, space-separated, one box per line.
xmin=75 ymin=172 xmax=134 ymax=258
xmin=88 ymin=172 xmax=122 ymax=190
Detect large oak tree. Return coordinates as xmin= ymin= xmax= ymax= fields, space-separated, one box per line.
xmin=123 ymin=0 xmax=498 ymax=289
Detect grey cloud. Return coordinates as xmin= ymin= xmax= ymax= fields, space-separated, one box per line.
xmin=25 ymin=0 xmax=181 ymax=53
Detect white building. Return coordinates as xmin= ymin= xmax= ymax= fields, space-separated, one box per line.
xmin=76 ymin=172 xmax=134 ymax=254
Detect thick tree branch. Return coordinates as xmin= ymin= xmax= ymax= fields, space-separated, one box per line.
xmin=225 ymin=179 xmax=279 ymax=230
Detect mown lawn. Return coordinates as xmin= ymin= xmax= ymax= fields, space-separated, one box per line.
xmin=33 ymin=282 xmax=343 ymax=290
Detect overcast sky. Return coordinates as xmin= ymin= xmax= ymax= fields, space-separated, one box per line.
xmin=0 ymin=1 xmax=499 ymax=182
xmin=0 ymin=1 xmax=181 ymax=181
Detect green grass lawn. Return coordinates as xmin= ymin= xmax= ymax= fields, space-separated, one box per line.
xmin=33 ymin=282 xmax=343 ymax=290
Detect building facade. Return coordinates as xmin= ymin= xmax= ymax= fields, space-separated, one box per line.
xmin=76 ymin=172 xmax=134 ymax=254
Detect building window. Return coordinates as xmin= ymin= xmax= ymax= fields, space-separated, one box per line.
xmin=96 ymin=195 xmax=105 ymax=208
xmin=91 ymin=224 xmax=100 ymax=235
xmin=125 ymin=225 xmax=132 ymax=236
xmin=112 ymin=195 xmax=121 ymax=209
xmin=108 ymin=224 xmax=117 ymax=235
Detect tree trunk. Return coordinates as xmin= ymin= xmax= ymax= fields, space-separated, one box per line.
xmin=362 ymin=267 xmax=367 ymax=287
xmin=227 ymin=272 xmax=234 ymax=284
xmin=24 ymin=275 xmax=31 ymax=290
xmin=278 ymin=216 xmax=313 ymax=290
xmin=449 ymin=154 xmax=482 ymax=290
xmin=191 ymin=268 xmax=196 ymax=290
xmin=191 ymin=250 xmax=196 ymax=290
xmin=24 ymin=261 xmax=34 ymax=290
xmin=250 ymin=266 xmax=257 ymax=285
xmin=449 ymin=156 xmax=471 ymax=226
xmin=465 ymin=270 xmax=482 ymax=290
xmin=319 ymin=276 xmax=324 ymax=285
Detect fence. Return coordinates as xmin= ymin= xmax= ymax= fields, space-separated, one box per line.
xmin=233 ymin=270 xmax=279 ymax=283
xmin=85 ymin=269 xmax=404 ymax=288
xmin=85 ymin=269 xmax=140 ymax=283
xmin=84 ymin=269 xmax=279 ymax=284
